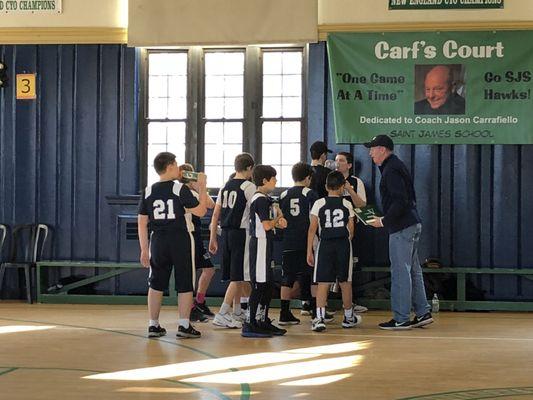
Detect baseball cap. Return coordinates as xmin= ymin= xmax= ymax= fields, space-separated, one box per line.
xmin=309 ymin=141 xmax=332 ymax=155
xmin=363 ymin=135 xmax=394 ymax=150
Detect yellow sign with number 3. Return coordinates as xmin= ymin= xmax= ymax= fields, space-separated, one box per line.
xmin=16 ymin=73 xmax=36 ymax=99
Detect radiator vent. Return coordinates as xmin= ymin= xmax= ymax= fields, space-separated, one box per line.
xmin=126 ymin=222 xmax=138 ymax=240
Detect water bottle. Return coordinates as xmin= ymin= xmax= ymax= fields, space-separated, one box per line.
xmin=324 ymin=159 xmax=338 ymax=171
xmin=431 ymin=293 xmax=440 ymax=313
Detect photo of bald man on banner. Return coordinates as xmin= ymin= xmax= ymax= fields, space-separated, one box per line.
xmin=414 ymin=64 xmax=466 ymax=115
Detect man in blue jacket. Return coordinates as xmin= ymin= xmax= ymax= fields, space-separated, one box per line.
xmin=365 ymin=135 xmax=433 ymax=330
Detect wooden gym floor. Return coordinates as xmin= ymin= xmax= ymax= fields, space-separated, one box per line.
xmin=1 ymin=303 xmax=533 ymax=400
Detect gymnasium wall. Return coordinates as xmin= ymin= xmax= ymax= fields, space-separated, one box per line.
xmin=0 ymin=44 xmax=141 ymax=297
xmin=1 ymin=39 xmax=532 ymax=300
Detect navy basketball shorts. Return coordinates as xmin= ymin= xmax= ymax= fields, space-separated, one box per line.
xmin=221 ymin=228 xmax=250 ymax=282
xmin=194 ymin=231 xmax=214 ymax=269
xmin=148 ymin=229 xmax=196 ymax=293
xmin=281 ymin=249 xmax=308 ymax=287
xmin=249 ymin=237 xmax=273 ymax=284
xmin=314 ymin=237 xmax=353 ymax=284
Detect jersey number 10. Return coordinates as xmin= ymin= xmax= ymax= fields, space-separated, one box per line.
xmin=222 ymin=190 xmax=237 ymax=208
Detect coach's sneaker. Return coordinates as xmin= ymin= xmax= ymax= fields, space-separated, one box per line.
xmin=311 ymin=317 xmax=327 ymax=332
xmin=342 ymin=314 xmax=362 ymax=328
xmin=279 ymin=311 xmax=301 ymax=326
xmin=241 ymin=321 xmax=272 ymax=338
xmin=259 ymin=318 xmax=287 ymax=336
xmin=190 ymin=306 xmax=209 ymax=323
xmin=378 ymin=319 xmax=412 ymax=331
xmin=410 ymin=312 xmax=434 ymax=328
xmin=213 ymin=312 xmax=241 ymax=329
xmin=176 ymin=324 xmax=201 ymax=339
xmin=353 ymin=303 xmax=368 ymax=313
xmin=148 ymin=325 xmax=167 ymax=338
xmin=195 ymin=301 xmax=214 ymax=317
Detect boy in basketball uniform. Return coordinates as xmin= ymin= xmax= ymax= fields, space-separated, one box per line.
xmin=138 ymin=152 xmax=208 ymax=339
xmin=306 ymin=171 xmax=362 ymax=332
xmin=209 ymin=153 xmax=255 ymax=329
xmin=335 ymin=151 xmax=369 ymax=314
xmin=278 ymin=162 xmax=318 ymax=325
xmin=179 ymin=163 xmax=216 ymax=322
xmin=242 ymin=165 xmax=288 ymax=338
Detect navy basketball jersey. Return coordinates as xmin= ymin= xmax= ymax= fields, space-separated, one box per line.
xmin=343 ymin=175 xmax=367 ymax=209
xmin=279 ymin=186 xmax=318 ymax=250
xmin=310 ymin=164 xmax=329 ymax=198
xmin=216 ymin=178 xmax=256 ymax=229
xmin=310 ymin=196 xmax=355 ymax=239
xmin=138 ymin=180 xmax=199 ymax=232
xmin=188 ymin=189 xmax=202 ymax=234
xmin=249 ymin=192 xmax=275 ymax=240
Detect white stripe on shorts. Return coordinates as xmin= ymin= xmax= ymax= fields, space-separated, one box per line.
xmin=347 ymin=241 xmax=353 ymax=282
xmin=256 ymin=237 xmax=267 ymax=283
xmin=243 ymin=231 xmax=251 ymax=281
xmin=188 ymin=231 xmax=196 ymax=291
xmin=313 ymin=240 xmax=320 ymax=283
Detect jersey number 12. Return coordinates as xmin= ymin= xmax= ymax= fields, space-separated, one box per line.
xmin=324 ymin=209 xmax=344 ymax=228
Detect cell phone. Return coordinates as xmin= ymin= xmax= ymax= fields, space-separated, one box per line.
xmin=181 ymin=170 xmax=199 ymax=182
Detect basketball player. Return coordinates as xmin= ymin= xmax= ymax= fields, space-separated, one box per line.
xmin=138 ymin=152 xmax=208 ymax=339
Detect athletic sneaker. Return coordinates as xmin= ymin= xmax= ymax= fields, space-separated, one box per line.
xmin=148 ymin=325 xmax=167 ymax=338
xmin=213 ymin=312 xmax=242 ymax=329
xmin=241 ymin=321 xmax=272 ymax=338
xmin=195 ymin=301 xmax=214 ymax=317
xmin=353 ymin=303 xmax=368 ymax=313
xmin=176 ymin=324 xmax=201 ymax=339
xmin=279 ymin=311 xmax=301 ymax=326
xmin=190 ymin=306 xmax=209 ymax=323
xmin=378 ymin=319 xmax=412 ymax=331
xmin=410 ymin=312 xmax=434 ymax=328
xmin=232 ymin=312 xmax=246 ymax=323
xmin=311 ymin=317 xmax=327 ymax=332
xmin=300 ymin=301 xmax=313 ymax=316
xmin=323 ymin=311 xmax=335 ymax=323
xmin=259 ymin=318 xmax=287 ymax=336
xmin=342 ymin=314 xmax=362 ymax=328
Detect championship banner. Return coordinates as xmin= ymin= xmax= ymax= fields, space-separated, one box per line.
xmin=389 ymin=0 xmax=503 ymax=10
xmin=327 ymin=31 xmax=533 ymax=144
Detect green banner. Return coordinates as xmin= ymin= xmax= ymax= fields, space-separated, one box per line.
xmin=327 ymin=31 xmax=533 ymax=144
xmin=389 ymin=0 xmax=503 ymax=10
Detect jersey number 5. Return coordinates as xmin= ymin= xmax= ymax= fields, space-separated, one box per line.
xmin=324 ymin=209 xmax=344 ymax=228
xmin=153 ymin=200 xmax=176 ymax=220
xmin=290 ymin=198 xmax=300 ymax=216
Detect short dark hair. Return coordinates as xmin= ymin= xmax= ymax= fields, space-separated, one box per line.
xmin=326 ymin=170 xmax=345 ymax=190
xmin=292 ymin=162 xmax=314 ymax=182
xmin=310 ymin=141 xmax=330 ymax=160
xmin=234 ymin=153 xmax=255 ymax=172
xmin=252 ymin=165 xmax=277 ymax=187
xmin=337 ymin=151 xmax=353 ymax=165
xmin=153 ymin=152 xmax=176 ymax=175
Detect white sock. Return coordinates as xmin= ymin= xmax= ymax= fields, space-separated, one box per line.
xmin=178 ymin=319 xmax=190 ymax=329
xmin=316 ymin=307 xmax=325 ymax=319
xmin=233 ymin=302 xmax=242 ymax=316
xmin=240 ymin=297 xmax=249 ymax=304
xmin=344 ymin=307 xmax=354 ymax=319
xmin=219 ymin=302 xmax=231 ymax=315
xmin=149 ymin=319 xmax=159 ymax=327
